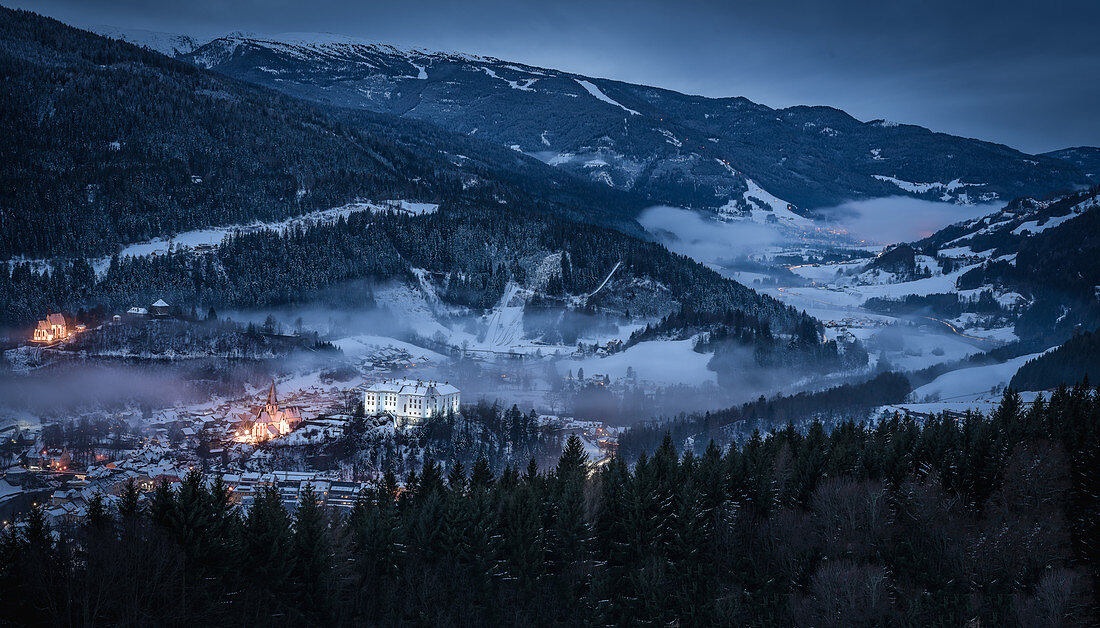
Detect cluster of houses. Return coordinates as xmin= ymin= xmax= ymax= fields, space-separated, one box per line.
xmin=218 ymin=471 xmax=367 ymax=511
xmin=356 ymin=346 xmax=440 ymax=372
xmin=0 ymin=369 xmax=637 ymax=528
xmin=124 ymin=298 xmax=172 ymax=318
xmin=14 ymin=459 xmax=375 ymax=527
xmin=536 ymin=415 xmax=621 ymax=462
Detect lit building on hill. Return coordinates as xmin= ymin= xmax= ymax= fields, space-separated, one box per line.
xmin=32 ymin=312 xmax=68 ymax=342
xmin=363 ymin=378 xmax=460 ymax=428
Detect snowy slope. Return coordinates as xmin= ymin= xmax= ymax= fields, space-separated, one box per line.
xmin=91 ymin=25 xmax=202 ymax=56
xmin=909 ymin=348 xmax=1055 ymax=403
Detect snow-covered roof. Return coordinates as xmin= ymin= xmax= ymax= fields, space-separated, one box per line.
xmin=127 ymin=307 xmax=149 ymax=315
xmin=365 ymin=378 xmax=460 ymax=396
xmin=151 ymin=299 xmax=170 ymax=307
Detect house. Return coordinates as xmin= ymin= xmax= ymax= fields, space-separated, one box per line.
xmin=363 ymin=378 xmax=460 ymax=428
xmin=32 ymin=312 xmax=68 ymax=342
xmin=241 ymin=381 xmax=303 ymax=442
xmin=36 ymin=448 xmax=72 ymax=471
xmin=126 ymin=307 xmax=149 ymax=317
xmin=150 ymin=299 xmax=171 ymax=317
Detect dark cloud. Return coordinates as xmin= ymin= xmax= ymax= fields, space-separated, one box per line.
xmin=15 ymin=0 xmax=1100 ymax=153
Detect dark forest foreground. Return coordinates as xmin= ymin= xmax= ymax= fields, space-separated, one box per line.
xmin=1 ymin=384 xmax=1097 ymax=626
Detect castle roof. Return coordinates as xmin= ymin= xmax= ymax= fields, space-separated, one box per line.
xmin=366 ymin=378 xmax=459 ymax=397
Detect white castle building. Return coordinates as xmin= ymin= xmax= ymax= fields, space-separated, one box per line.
xmin=363 ymin=378 xmax=460 ymax=427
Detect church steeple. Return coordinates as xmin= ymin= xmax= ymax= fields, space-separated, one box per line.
xmin=267 ymin=380 xmax=278 ymax=409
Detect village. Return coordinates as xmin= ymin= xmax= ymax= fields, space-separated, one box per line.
xmin=2 ymin=305 xmax=626 ymax=528
xmin=0 ymin=376 xmax=623 ymax=527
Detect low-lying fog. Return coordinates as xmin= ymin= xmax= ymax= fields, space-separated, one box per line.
xmin=638 ymin=206 xmax=781 ymax=264
xmin=1 ymin=197 xmax=1010 ymax=429
xmin=640 ymin=197 xmax=1000 ymax=268
xmin=813 ymin=196 xmax=1001 ymax=242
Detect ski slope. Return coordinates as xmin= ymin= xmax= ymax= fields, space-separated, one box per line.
xmin=482 ymin=283 xmax=527 ymax=349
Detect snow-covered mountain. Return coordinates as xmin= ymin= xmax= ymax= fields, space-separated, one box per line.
xmin=182 ymin=33 xmax=1093 ymax=214
xmin=91 ymin=25 xmax=203 ymax=57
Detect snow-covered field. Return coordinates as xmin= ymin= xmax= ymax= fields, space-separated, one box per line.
xmin=786 ymin=259 xmax=980 ymax=299
xmin=557 ymin=337 xmax=716 ymax=387
xmin=334 ymin=334 xmax=449 ymax=363
xmin=907 ymin=348 xmax=1054 ymax=404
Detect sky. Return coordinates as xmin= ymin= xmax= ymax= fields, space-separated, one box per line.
xmin=15 ymin=0 xmax=1100 ymax=153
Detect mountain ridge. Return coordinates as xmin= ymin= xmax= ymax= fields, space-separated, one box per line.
xmin=180 ymin=32 xmax=1093 ymax=213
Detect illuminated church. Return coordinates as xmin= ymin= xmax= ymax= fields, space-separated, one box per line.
xmin=244 ymin=381 xmax=303 ymax=442
xmin=33 ymin=313 xmax=68 ymax=342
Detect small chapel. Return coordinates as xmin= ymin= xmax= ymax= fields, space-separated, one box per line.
xmin=32 ymin=312 xmax=68 ymax=343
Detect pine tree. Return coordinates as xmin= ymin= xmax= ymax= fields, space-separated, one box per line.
xmin=147 ymin=478 xmax=176 ymax=529
xmin=447 ymin=460 xmax=467 ymax=496
xmin=244 ymin=484 xmax=291 ymax=608
xmin=470 ymin=455 xmax=494 ymax=492
xmin=117 ymin=477 xmax=142 ymax=522
xmin=292 ymin=483 xmax=331 ymax=620
xmin=500 ymin=474 xmax=545 ymax=590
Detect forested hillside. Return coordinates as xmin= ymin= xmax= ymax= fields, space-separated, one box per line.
xmin=1011 ymin=329 xmax=1100 ymax=391
xmin=2 ymin=385 xmax=1096 ymax=625
xmin=903 ymin=186 xmax=1100 ymax=346
xmin=0 ymin=8 xmax=641 ymax=259
xmin=954 ymin=190 xmax=1100 ymax=341
xmin=0 ymin=202 xmax=806 ymax=331
xmin=618 ymin=371 xmax=913 ymax=458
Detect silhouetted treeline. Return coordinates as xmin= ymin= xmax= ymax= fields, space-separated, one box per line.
xmin=628 ymin=303 xmax=785 ymax=347
xmin=623 ymin=303 xmax=863 ymax=374
xmin=4 ymin=383 xmax=1096 ymax=625
xmin=863 ymin=290 xmax=1007 ymax=318
xmin=618 ymin=371 xmax=912 ymax=458
xmin=64 ymin=317 xmax=334 ymax=359
xmin=1011 ymin=328 xmax=1100 ymax=391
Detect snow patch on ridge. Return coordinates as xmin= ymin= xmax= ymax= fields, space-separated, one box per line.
xmin=873 ymin=175 xmax=983 ymax=196
xmin=483 ymin=67 xmax=536 ymax=91
xmin=711 ymin=160 xmax=813 ymax=228
xmin=574 ymin=79 xmax=640 ymax=115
